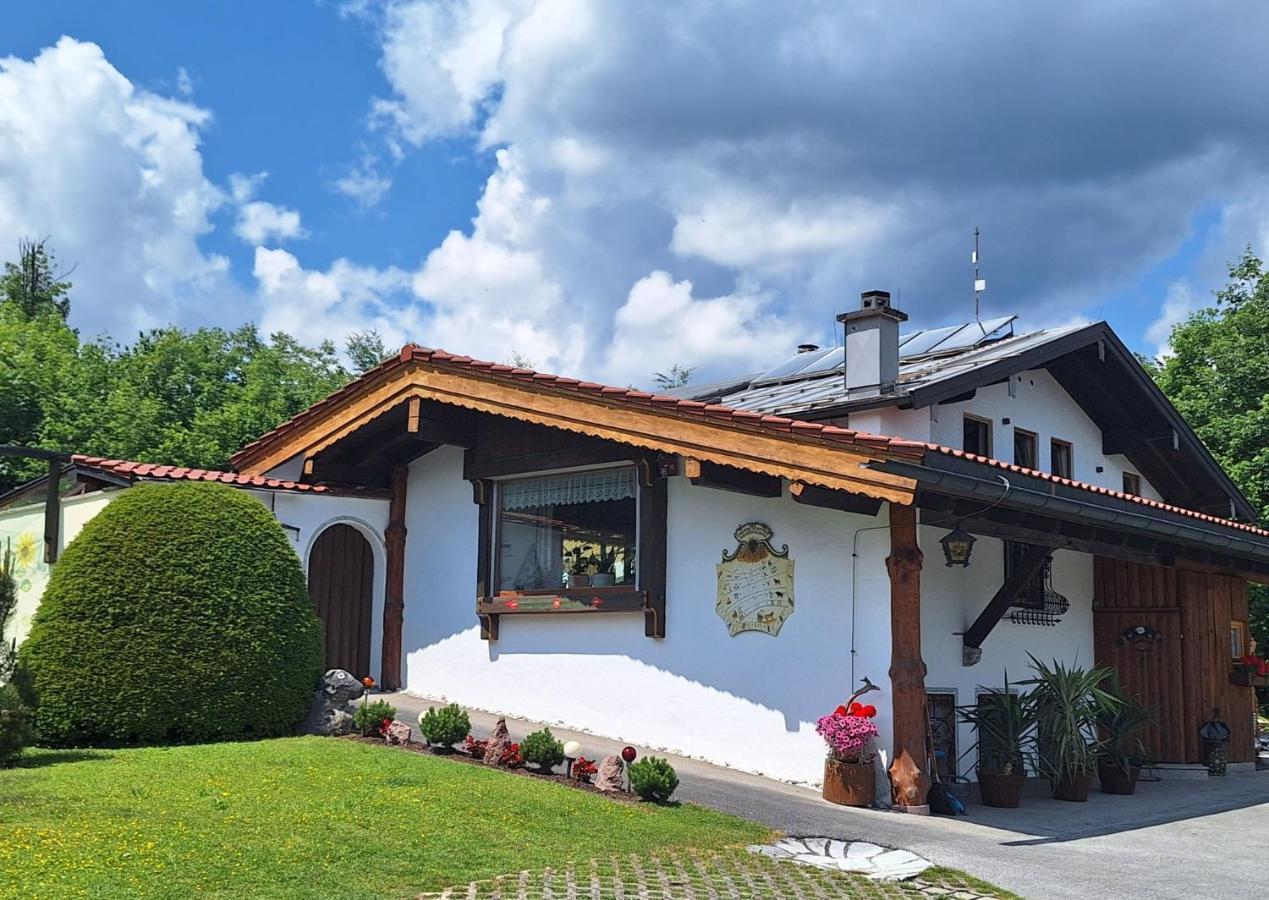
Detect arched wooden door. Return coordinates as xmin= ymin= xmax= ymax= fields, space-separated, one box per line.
xmin=307 ymin=524 xmax=374 ymax=679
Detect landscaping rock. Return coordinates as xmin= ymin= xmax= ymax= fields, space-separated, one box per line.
xmin=595 ymin=755 xmax=625 ymax=792
xmin=298 ymin=669 xmax=365 ymax=736
xmin=483 ymin=718 xmax=511 ymax=766
xmin=385 ymin=721 xmax=412 ymax=745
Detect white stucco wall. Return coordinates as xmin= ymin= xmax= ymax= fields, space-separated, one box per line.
xmin=399 ymin=444 xmax=898 ymax=785
xmin=919 ymin=526 xmax=1096 ymax=778
xmin=858 ymin=368 xmax=1161 ymax=500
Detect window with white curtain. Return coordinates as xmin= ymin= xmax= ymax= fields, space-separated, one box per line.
xmin=495 ymin=467 xmax=638 ymax=593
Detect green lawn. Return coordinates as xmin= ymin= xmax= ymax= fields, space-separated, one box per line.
xmin=0 ymin=737 xmax=770 ymax=899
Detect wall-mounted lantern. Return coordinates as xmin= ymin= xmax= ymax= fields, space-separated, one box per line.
xmin=939 ymin=526 xmax=977 ymax=567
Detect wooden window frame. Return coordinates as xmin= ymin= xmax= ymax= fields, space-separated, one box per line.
xmin=1122 ymin=471 xmax=1142 ymax=496
xmin=472 ymin=456 xmax=668 ymax=640
xmin=1050 ymin=438 xmax=1073 ymax=479
xmin=1231 ymin=620 xmax=1249 ymax=660
xmin=963 ymin=414 xmax=993 ymax=457
xmin=1012 ymin=428 xmax=1038 ymax=469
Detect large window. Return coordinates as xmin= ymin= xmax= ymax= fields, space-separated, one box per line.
xmin=963 ymin=415 xmax=992 ymax=456
xmin=495 ymin=467 xmax=638 ymax=593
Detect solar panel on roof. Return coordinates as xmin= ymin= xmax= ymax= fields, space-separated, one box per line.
xmin=898 ymin=324 xmax=967 ymax=358
xmin=797 ymin=345 xmax=844 ymax=376
xmin=898 ymin=315 xmax=1016 ymax=358
xmin=751 ymin=346 xmax=837 ymax=384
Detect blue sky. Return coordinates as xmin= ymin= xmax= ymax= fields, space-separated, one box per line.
xmin=2 ymin=3 xmax=1267 ymax=387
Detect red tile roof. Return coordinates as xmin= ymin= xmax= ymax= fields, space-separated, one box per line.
xmin=927 ymin=445 xmax=1269 ymax=538
xmin=231 ymin=344 xmax=930 ymax=466
xmin=227 ymin=344 xmax=1265 ymax=541
xmin=71 ymin=455 xmax=330 ymax=493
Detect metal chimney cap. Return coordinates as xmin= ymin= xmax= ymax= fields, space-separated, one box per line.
xmin=797 ymin=343 xmax=820 ymax=354
xmin=836 ymin=289 xmax=908 ymax=324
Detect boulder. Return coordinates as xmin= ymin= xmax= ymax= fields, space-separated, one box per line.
xmin=483 ymin=717 xmax=511 ymax=766
xmin=595 ymin=755 xmax=625 ymax=792
xmin=385 ymin=720 xmax=412 ymax=745
xmin=299 ymin=669 xmax=366 ymax=736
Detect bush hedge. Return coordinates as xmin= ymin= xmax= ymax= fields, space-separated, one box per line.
xmin=418 ymin=703 xmax=470 ymax=749
xmin=0 ymin=684 xmax=31 ymax=766
xmin=628 ymin=756 xmax=679 ymax=802
xmin=521 ymin=727 xmax=565 ymax=771
xmin=18 ymin=481 xmax=323 ymax=746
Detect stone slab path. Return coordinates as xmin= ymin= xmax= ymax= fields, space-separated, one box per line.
xmin=749 ymin=837 xmax=931 ymax=881
xmin=416 ymin=849 xmax=1005 ymax=899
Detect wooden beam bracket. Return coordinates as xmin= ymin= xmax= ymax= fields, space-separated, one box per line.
xmin=961 ymin=543 xmax=1051 ymax=658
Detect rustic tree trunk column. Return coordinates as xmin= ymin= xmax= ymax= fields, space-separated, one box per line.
xmin=886 ymin=502 xmax=930 ymax=813
xmin=380 ymin=464 xmax=408 ymax=691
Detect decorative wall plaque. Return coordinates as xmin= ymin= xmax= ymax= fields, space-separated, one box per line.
xmin=716 ymin=522 xmax=795 ymax=636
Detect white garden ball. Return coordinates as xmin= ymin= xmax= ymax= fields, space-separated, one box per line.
xmin=563 ymin=740 xmax=581 ymax=759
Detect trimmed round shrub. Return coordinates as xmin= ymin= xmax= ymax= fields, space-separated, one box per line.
xmin=629 ymin=756 xmax=679 ymax=802
xmin=18 ymin=481 xmax=323 ymax=746
xmin=521 ymin=726 xmax=565 ymax=771
xmin=418 ymin=703 xmax=470 ymax=749
xmin=354 ymin=699 xmax=398 ymax=737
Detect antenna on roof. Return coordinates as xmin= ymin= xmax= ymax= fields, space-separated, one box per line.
xmin=972 ymin=227 xmax=986 ymax=334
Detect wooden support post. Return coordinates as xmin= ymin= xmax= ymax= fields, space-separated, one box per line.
xmin=43 ymin=456 xmax=61 ymax=564
xmin=886 ymin=502 xmax=930 ymax=813
xmin=380 ymin=465 xmax=408 ymax=690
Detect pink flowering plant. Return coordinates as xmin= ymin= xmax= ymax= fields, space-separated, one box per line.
xmin=816 ymin=703 xmax=879 ymax=763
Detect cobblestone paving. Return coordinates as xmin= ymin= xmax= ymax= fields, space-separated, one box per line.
xmin=416 ymin=849 xmax=1006 ymax=899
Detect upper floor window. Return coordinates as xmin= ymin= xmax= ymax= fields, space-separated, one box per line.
xmin=1050 ymin=439 xmax=1073 ymax=479
xmin=1122 ymin=472 xmax=1142 ymax=496
xmin=495 ymin=467 xmax=638 ymax=593
xmin=963 ymin=415 xmax=992 ymax=457
xmin=1013 ymin=429 xmax=1038 ymax=469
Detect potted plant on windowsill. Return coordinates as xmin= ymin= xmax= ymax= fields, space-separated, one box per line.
xmin=1232 ymin=653 xmax=1269 ymax=687
xmin=817 ymin=691 xmax=880 ymax=807
xmin=1096 ymin=675 xmax=1153 ymax=795
xmin=567 ymin=546 xmax=593 ymax=588
xmin=1027 ymin=655 xmax=1117 ymax=802
xmin=958 ymin=674 xmax=1035 ymax=808
xmin=591 ymin=547 xmax=617 ymax=588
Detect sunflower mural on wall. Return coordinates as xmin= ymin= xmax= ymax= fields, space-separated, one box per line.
xmin=0 ymin=517 xmax=51 ymax=644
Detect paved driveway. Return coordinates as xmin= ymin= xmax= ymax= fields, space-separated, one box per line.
xmin=385 ymin=693 xmax=1269 ymax=900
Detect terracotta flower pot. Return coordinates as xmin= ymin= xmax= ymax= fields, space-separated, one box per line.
xmin=1052 ymin=771 xmax=1093 ymax=802
xmin=977 ymin=771 xmax=1026 ymax=808
xmin=822 ymin=758 xmax=875 ymax=807
xmin=1098 ymin=762 xmax=1141 ymax=795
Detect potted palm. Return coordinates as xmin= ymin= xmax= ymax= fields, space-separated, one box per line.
xmin=1096 ymin=675 xmax=1153 ymax=795
xmin=959 ymin=674 xmax=1035 ymax=808
xmin=1027 ymin=655 xmax=1118 ymax=802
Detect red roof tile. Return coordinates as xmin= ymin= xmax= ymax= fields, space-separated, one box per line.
xmin=71 ymin=455 xmax=330 ymax=493
xmin=925 ymin=445 xmax=1269 ymax=538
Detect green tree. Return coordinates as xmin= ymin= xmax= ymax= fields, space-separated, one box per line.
xmin=653 ymin=364 xmax=695 ymax=391
xmin=0 ymin=238 xmax=72 ymax=321
xmin=1152 ymin=247 xmax=1269 ymax=651
xmin=346 ymin=329 xmax=394 ymax=374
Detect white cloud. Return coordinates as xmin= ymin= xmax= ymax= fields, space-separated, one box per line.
xmin=601 ymin=271 xmax=802 ymax=387
xmin=1145 ymin=282 xmax=1199 ymax=359
xmin=332 ymin=152 xmax=394 ymax=210
xmin=234 ymin=201 xmax=305 ymax=244
xmin=0 ymin=37 xmax=238 ymax=334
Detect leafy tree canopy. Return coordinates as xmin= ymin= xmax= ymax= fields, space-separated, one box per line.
xmin=0 ymin=241 xmax=373 ymax=493
xmin=1151 ymin=246 xmax=1269 ymax=649
xmin=0 ymin=238 xmax=72 ymax=321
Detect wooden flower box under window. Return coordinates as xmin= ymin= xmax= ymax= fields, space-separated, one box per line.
xmin=1229 ymin=670 xmax=1269 ymax=688
xmin=477 ymin=588 xmax=651 ymax=639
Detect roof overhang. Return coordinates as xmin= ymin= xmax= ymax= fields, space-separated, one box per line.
xmin=868 ymin=454 xmax=1269 ymax=581
xmin=232 ymin=347 xmax=922 ymax=505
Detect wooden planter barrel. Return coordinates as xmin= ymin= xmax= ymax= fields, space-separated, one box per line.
xmin=1052 ymin=771 xmax=1093 ymax=802
xmin=977 ymin=771 xmax=1025 ymax=808
xmin=1098 ymin=762 xmax=1141 ymax=795
xmin=822 ymin=758 xmax=875 ymax=807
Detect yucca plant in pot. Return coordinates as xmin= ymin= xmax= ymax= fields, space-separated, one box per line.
xmin=1096 ymin=674 xmax=1153 ymax=795
xmin=1026 ymin=655 xmax=1118 ymax=802
xmin=958 ymin=674 xmax=1035 ymax=808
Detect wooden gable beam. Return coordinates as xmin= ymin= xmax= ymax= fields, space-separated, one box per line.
xmin=790 ymin=481 xmax=883 ymax=517
xmin=236 ymin=362 xmax=918 ymax=505
xmin=685 ymin=458 xmax=781 ymax=498
xmin=962 ymin=543 xmax=1051 ymax=656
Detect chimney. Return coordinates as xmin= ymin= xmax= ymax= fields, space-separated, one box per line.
xmin=797 ymin=343 xmax=820 ymax=354
xmin=836 ymin=290 xmax=908 ymax=398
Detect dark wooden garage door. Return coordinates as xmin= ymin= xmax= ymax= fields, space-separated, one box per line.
xmin=308 ymin=524 xmax=374 ymax=679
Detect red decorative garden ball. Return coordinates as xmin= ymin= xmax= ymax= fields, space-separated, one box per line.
xmin=621 ymin=745 xmax=637 ymax=763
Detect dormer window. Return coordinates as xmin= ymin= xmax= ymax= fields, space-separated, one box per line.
xmin=1013 ymin=429 xmax=1037 ymax=469
xmin=963 ymin=415 xmax=992 ymax=457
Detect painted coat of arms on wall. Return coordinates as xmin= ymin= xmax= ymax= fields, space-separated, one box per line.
xmin=716 ymin=522 xmax=795 ymax=636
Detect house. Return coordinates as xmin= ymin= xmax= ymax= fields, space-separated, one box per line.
xmin=4 ymin=290 xmax=1265 ymax=801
